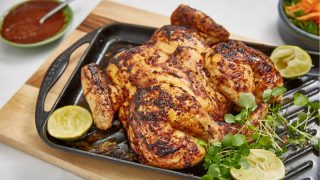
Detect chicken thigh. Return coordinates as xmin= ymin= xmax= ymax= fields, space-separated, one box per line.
xmin=205 ymin=40 xmax=283 ymax=105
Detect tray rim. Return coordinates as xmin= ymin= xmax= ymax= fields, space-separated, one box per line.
xmin=35 ymin=22 xmax=320 ymax=179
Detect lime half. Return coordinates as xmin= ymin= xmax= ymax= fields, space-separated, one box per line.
xmin=270 ymin=45 xmax=312 ymax=78
xmin=47 ymin=105 xmax=93 ymax=141
xmin=230 ymin=149 xmax=285 ymax=180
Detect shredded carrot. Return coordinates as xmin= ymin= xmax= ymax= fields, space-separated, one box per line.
xmin=297 ymin=12 xmax=320 ymax=20
xmin=285 ymin=0 xmax=320 ymax=25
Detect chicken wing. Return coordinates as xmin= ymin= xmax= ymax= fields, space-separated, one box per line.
xmin=171 ymin=4 xmax=230 ymax=45
xmin=81 ymin=64 xmax=124 ymax=130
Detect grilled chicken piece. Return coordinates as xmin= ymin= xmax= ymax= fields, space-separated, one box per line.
xmin=81 ymin=26 xmax=234 ymax=168
xmin=81 ymin=64 xmax=124 ymax=130
xmin=127 ymin=84 xmax=267 ymax=169
xmin=107 ymin=26 xmax=232 ymax=123
xmin=150 ymin=25 xmax=207 ymax=54
xmin=205 ymin=40 xmax=284 ymax=105
xmin=127 ymin=84 xmax=207 ymax=169
xmin=171 ymin=4 xmax=229 ymax=45
xmin=81 ymin=5 xmax=283 ymax=169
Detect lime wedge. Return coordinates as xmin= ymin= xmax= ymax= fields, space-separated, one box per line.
xmin=47 ymin=105 xmax=93 ymax=141
xmin=230 ymin=149 xmax=285 ymax=180
xmin=270 ymin=45 xmax=312 ymax=78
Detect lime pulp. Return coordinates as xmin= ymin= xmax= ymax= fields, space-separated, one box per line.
xmin=270 ymin=45 xmax=312 ymax=78
xmin=230 ymin=149 xmax=285 ymax=180
xmin=47 ymin=105 xmax=93 ymax=141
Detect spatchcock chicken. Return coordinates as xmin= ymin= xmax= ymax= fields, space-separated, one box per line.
xmin=81 ymin=5 xmax=283 ymax=169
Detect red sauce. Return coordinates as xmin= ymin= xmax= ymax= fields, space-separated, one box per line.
xmin=1 ymin=1 xmax=65 ymax=44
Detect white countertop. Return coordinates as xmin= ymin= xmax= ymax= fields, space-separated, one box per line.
xmin=0 ymin=0 xmax=284 ymax=179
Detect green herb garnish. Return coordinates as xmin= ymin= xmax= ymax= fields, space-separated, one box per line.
xmin=201 ymin=135 xmax=250 ymax=180
xmin=202 ymin=88 xmax=319 ymax=179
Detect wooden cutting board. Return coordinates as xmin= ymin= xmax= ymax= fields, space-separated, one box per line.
xmin=0 ymin=1 xmax=261 ymax=179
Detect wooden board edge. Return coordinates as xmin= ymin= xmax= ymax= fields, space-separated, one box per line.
xmin=0 ymin=134 xmax=105 ymax=180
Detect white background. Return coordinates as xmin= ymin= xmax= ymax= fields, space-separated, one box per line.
xmin=0 ymin=0 xmax=285 ymax=179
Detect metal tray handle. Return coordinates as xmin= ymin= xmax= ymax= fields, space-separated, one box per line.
xmin=35 ymin=30 xmax=98 ymax=136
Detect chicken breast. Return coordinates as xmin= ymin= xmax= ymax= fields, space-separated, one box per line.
xmin=107 ymin=26 xmax=232 ymax=122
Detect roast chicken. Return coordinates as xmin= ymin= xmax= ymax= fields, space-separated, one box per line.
xmin=81 ymin=5 xmax=283 ymax=169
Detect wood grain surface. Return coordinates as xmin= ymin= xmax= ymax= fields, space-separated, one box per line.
xmin=0 ymin=1 xmax=260 ymax=179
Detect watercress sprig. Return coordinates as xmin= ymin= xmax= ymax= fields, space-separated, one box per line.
xmin=224 ymin=93 xmax=257 ymax=124
xmin=202 ymin=87 xmax=319 ymax=180
xmin=200 ymin=134 xmax=250 ymax=180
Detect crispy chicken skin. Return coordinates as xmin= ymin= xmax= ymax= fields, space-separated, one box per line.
xmin=205 ymin=40 xmax=284 ymax=105
xmin=171 ymin=4 xmax=230 ymax=45
xmin=81 ymin=64 xmax=124 ymax=130
xmin=81 ymin=5 xmax=283 ymax=169
xmin=127 ymin=84 xmax=207 ymax=169
xmin=107 ymin=26 xmax=232 ymax=122
xmin=150 ymin=25 xmax=207 ymax=54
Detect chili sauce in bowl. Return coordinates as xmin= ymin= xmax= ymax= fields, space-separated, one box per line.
xmin=0 ymin=0 xmax=73 ymax=47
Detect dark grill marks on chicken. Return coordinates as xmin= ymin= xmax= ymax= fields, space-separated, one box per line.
xmin=208 ymin=40 xmax=283 ymax=103
xmin=80 ymin=4 xmax=283 ymax=169
xmin=127 ymin=84 xmax=206 ymax=169
xmin=171 ymin=4 xmax=230 ymax=45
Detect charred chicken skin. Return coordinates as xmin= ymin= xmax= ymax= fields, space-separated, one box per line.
xmin=81 ymin=4 xmax=283 ymax=169
xmin=171 ymin=4 xmax=230 ymax=45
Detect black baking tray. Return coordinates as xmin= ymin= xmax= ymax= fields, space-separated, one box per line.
xmin=35 ymin=23 xmax=320 ymax=179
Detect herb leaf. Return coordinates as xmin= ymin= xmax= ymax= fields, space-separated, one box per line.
xmin=224 ymin=114 xmax=235 ymax=124
xmin=239 ymin=144 xmax=250 ymax=156
xmin=310 ymin=101 xmax=319 ymax=110
xmin=200 ymin=174 xmax=214 ymax=180
xmin=262 ymin=89 xmax=272 ymax=102
xmin=271 ymin=87 xmax=287 ymax=97
xmin=208 ymin=164 xmax=221 ymax=177
xmin=221 ymin=134 xmax=233 ymax=147
xmin=258 ymin=136 xmax=270 ymax=146
xmin=212 ymin=141 xmax=222 ymax=147
xmin=208 ymin=146 xmax=218 ymax=156
xmin=232 ymin=134 xmax=247 ymax=146
xmin=297 ymin=112 xmax=308 ymax=122
xmin=239 ymin=93 xmax=256 ymax=109
xmin=294 ymin=93 xmax=309 ymax=106
xmin=251 ymin=132 xmax=260 ymax=140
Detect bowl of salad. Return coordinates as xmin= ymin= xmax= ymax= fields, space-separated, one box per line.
xmin=278 ymin=0 xmax=319 ymax=51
